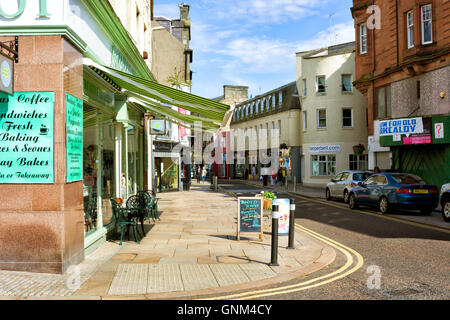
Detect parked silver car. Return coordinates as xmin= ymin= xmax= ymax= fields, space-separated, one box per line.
xmin=440 ymin=183 xmax=450 ymax=222
xmin=326 ymin=171 xmax=373 ymax=203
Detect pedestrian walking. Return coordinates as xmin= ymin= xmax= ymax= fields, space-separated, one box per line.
xmin=202 ymin=166 xmax=207 ymax=183
xmin=252 ymin=165 xmax=257 ymax=180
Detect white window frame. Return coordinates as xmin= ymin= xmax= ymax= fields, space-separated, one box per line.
xmin=341 ymin=74 xmax=353 ymax=93
xmin=317 ymin=109 xmax=327 ymax=129
xmin=407 ymin=10 xmax=414 ymax=49
xmin=342 ymin=108 xmax=353 ymax=128
xmin=316 ymin=76 xmax=326 ymax=94
xmin=311 ymin=155 xmax=336 ymax=177
xmin=360 ymin=24 xmax=367 ymax=54
xmin=421 ymin=4 xmax=433 ymax=45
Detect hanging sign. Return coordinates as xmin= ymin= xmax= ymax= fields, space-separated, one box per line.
xmin=379 ymin=117 xmax=424 ymax=136
xmin=0 ymin=55 xmax=13 ymax=95
xmin=0 ymin=92 xmax=54 ymax=184
xmin=66 ymin=93 xmax=83 ymax=183
xmin=151 ymin=120 xmax=166 ymax=135
xmin=237 ymin=197 xmax=263 ymax=241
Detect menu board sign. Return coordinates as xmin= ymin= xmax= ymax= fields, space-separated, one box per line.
xmin=272 ymin=198 xmax=290 ymax=235
xmin=0 ymin=92 xmax=54 ymax=184
xmin=66 ymin=93 xmax=83 ymax=182
xmin=237 ymin=197 xmax=263 ymax=241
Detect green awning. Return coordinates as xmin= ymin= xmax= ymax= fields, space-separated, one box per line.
xmin=84 ymin=59 xmax=230 ymax=131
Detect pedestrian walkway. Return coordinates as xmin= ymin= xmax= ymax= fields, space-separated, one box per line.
xmin=0 ymin=181 xmax=336 ymax=300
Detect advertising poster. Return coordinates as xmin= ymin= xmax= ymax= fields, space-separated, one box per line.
xmin=66 ymin=93 xmax=83 ymax=182
xmin=0 ymin=92 xmax=54 ymax=184
xmin=272 ymin=198 xmax=290 ymax=235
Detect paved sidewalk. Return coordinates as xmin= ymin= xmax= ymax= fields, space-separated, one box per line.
xmin=0 ymin=182 xmax=336 ymax=300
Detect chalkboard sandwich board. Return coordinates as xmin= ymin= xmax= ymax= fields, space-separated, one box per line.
xmin=237 ymin=197 xmax=263 ymax=241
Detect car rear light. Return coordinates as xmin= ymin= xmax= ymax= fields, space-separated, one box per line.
xmin=430 ymin=189 xmax=438 ymax=194
xmin=396 ymin=188 xmax=412 ymax=194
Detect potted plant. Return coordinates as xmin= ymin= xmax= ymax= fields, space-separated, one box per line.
xmin=353 ymin=144 xmax=365 ymax=156
xmin=262 ymin=191 xmax=276 ymax=210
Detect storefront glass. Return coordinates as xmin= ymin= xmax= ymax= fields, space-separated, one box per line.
xmin=155 ymin=157 xmax=179 ymax=191
xmin=101 ymin=122 xmax=115 ymax=226
xmin=83 ymin=124 xmax=98 ymax=234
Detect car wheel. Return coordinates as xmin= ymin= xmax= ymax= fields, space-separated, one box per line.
xmin=378 ymin=197 xmax=389 ymax=214
xmin=343 ymin=190 xmax=350 ymax=204
xmin=420 ymin=208 xmax=433 ymax=215
xmin=326 ymin=188 xmax=332 ymax=201
xmin=349 ymin=193 xmax=359 ymax=210
xmin=442 ymin=199 xmax=450 ymax=222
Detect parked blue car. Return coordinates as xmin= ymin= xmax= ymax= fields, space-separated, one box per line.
xmin=348 ymin=173 xmax=439 ymax=215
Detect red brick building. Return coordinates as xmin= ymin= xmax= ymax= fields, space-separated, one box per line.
xmin=351 ymin=0 xmax=450 ymax=188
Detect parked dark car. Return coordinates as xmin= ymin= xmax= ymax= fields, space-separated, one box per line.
xmin=348 ymin=173 xmax=439 ymax=215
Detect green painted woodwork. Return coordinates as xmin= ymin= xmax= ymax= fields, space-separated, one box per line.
xmin=392 ymin=144 xmax=450 ymax=190
xmin=81 ymin=0 xmax=154 ymax=81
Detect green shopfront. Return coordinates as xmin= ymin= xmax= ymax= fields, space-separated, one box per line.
xmin=0 ymin=1 xmax=230 ymax=274
xmin=379 ymin=115 xmax=450 ymax=190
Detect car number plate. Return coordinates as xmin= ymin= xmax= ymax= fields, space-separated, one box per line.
xmin=413 ymin=189 xmax=428 ymax=194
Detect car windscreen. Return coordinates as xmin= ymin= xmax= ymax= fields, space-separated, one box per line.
xmin=353 ymin=173 xmax=371 ymax=182
xmin=391 ymin=174 xmax=426 ymax=185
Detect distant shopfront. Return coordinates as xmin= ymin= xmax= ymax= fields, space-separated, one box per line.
xmin=379 ymin=115 xmax=450 ymax=189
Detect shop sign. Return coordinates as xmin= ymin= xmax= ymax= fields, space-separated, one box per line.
xmin=0 ymin=0 xmax=50 ymax=19
xmin=66 ymin=93 xmax=83 ymax=183
xmin=402 ymin=136 xmax=431 ymax=145
xmin=309 ymin=145 xmax=341 ymax=154
xmin=0 ymin=92 xmax=54 ymax=184
xmin=151 ymin=120 xmax=166 ymax=135
xmin=272 ymin=198 xmax=290 ymax=235
xmin=379 ymin=117 xmax=423 ymax=136
xmin=435 ymin=123 xmax=444 ymax=139
xmin=0 ymin=55 xmax=13 ymax=95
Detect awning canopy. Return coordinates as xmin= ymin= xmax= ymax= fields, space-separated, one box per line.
xmin=83 ymin=59 xmax=231 ymax=132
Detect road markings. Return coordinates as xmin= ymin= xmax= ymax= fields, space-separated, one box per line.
xmin=235 ymin=181 xmax=450 ymax=234
xmin=200 ymin=224 xmax=364 ymax=300
xmin=286 ymin=192 xmax=450 ymax=235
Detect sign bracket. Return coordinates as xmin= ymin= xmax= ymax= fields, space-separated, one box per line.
xmin=0 ymin=36 xmax=19 ymax=63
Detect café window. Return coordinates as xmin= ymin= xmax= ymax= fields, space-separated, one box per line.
xmin=407 ymin=10 xmax=414 ymax=48
xmin=360 ymin=24 xmax=367 ymax=54
xmin=376 ymin=86 xmax=391 ymax=119
xmin=316 ymin=76 xmax=326 ymax=94
xmin=317 ymin=109 xmax=327 ymax=128
xmin=349 ymin=154 xmax=368 ymax=171
xmin=421 ymin=4 xmax=433 ymax=45
xmin=342 ymin=74 xmax=353 ymax=92
xmin=342 ymin=108 xmax=353 ymax=128
xmin=311 ymin=155 xmax=336 ymax=176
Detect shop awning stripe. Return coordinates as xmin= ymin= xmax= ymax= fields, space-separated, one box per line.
xmin=84 ymin=61 xmax=229 ymax=123
xmin=127 ymin=92 xmax=222 ymax=127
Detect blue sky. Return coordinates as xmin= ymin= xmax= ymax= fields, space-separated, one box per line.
xmin=154 ymin=0 xmax=356 ymax=99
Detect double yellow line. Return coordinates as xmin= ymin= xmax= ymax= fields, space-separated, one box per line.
xmin=202 ymin=224 xmax=364 ymax=300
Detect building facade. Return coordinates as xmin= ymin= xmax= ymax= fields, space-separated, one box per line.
xmin=151 ymin=4 xmax=193 ymax=192
xmin=230 ymin=82 xmax=302 ymax=182
xmin=0 ymin=0 xmax=228 ymax=274
xmin=351 ymin=0 xmax=450 ymax=189
xmin=296 ymin=42 xmax=369 ymax=187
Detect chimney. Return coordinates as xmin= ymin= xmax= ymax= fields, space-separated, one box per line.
xmin=179 ymin=3 xmax=190 ymax=21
